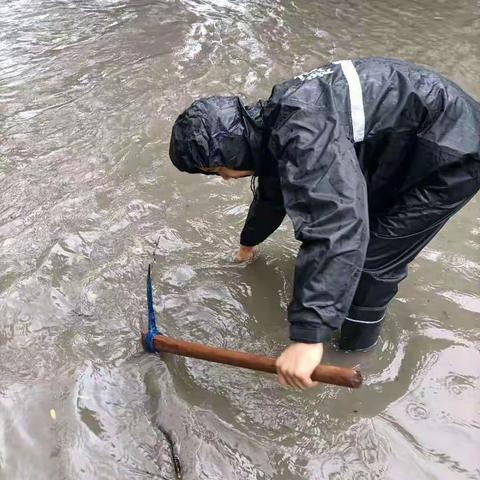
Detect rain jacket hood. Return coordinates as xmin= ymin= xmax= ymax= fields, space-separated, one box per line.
xmin=169 ymin=96 xmax=264 ymax=174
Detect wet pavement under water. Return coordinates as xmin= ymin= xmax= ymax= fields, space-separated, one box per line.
xmin=0 ymin=0 xmax=479 ymax=478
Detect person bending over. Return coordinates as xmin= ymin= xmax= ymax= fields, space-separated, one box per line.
xmin=169 ymin=57 xmax=480 ymax=389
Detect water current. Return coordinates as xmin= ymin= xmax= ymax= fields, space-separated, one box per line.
xmin=1 ymin=0 xmax=479 ymax=478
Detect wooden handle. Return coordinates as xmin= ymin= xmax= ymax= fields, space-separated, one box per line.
xmin=142 ymin=332 xmax=362 ymax=388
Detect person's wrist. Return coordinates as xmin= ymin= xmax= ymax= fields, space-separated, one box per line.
xmin=238 ymin=245 xmax=255 ymax=255
xmin=294 ymin=341 xmax=323 ymax=353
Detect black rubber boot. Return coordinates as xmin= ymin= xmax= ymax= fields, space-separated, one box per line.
xmin=339 ymin=305 xmax=386 ymax=351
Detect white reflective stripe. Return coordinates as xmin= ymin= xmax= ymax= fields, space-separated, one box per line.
xmin=345 ymin=314 xmax=385 ymax=324
xmin=334 ymin=60 xmax=365 ymax=142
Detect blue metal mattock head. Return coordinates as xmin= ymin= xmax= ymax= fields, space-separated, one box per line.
xmin=144 ymin=263 xmax=160 ymax=352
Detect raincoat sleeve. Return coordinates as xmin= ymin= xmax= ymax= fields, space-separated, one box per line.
xmin=268 ymin=102 xmax=369 ymax=343
xmin=240 ymin=175 xmax=286 ymax=247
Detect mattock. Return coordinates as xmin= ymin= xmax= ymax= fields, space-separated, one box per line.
xmin=142 ymin=264 xmax=363 ymax=389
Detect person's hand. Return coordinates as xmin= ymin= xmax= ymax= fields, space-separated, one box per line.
xmin=234 ymin=245 xmax=256 ymax=263
xmin=275 ymin=342 xmax=324 ymax=389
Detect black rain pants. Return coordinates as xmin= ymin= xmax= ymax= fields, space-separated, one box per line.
xmin=340 ymin=157 xmax=480 ymax=350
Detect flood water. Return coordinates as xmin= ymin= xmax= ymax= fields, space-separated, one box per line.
xmin=1 ymin=0 xmax=479 ymax=478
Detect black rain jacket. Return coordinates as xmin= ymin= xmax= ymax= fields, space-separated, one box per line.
xmin=170 ymin=57 xmax=480 ymax=344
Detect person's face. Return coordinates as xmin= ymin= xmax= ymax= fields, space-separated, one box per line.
xmin=200 ymin=166 xmax=254 ymax=180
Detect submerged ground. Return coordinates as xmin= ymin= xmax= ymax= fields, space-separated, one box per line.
xmin=1 ymin=0 xmax=479 ymax=478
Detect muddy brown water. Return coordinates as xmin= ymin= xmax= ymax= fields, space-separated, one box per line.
xmin=1 ymin=1 xmax=479 ymax=478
